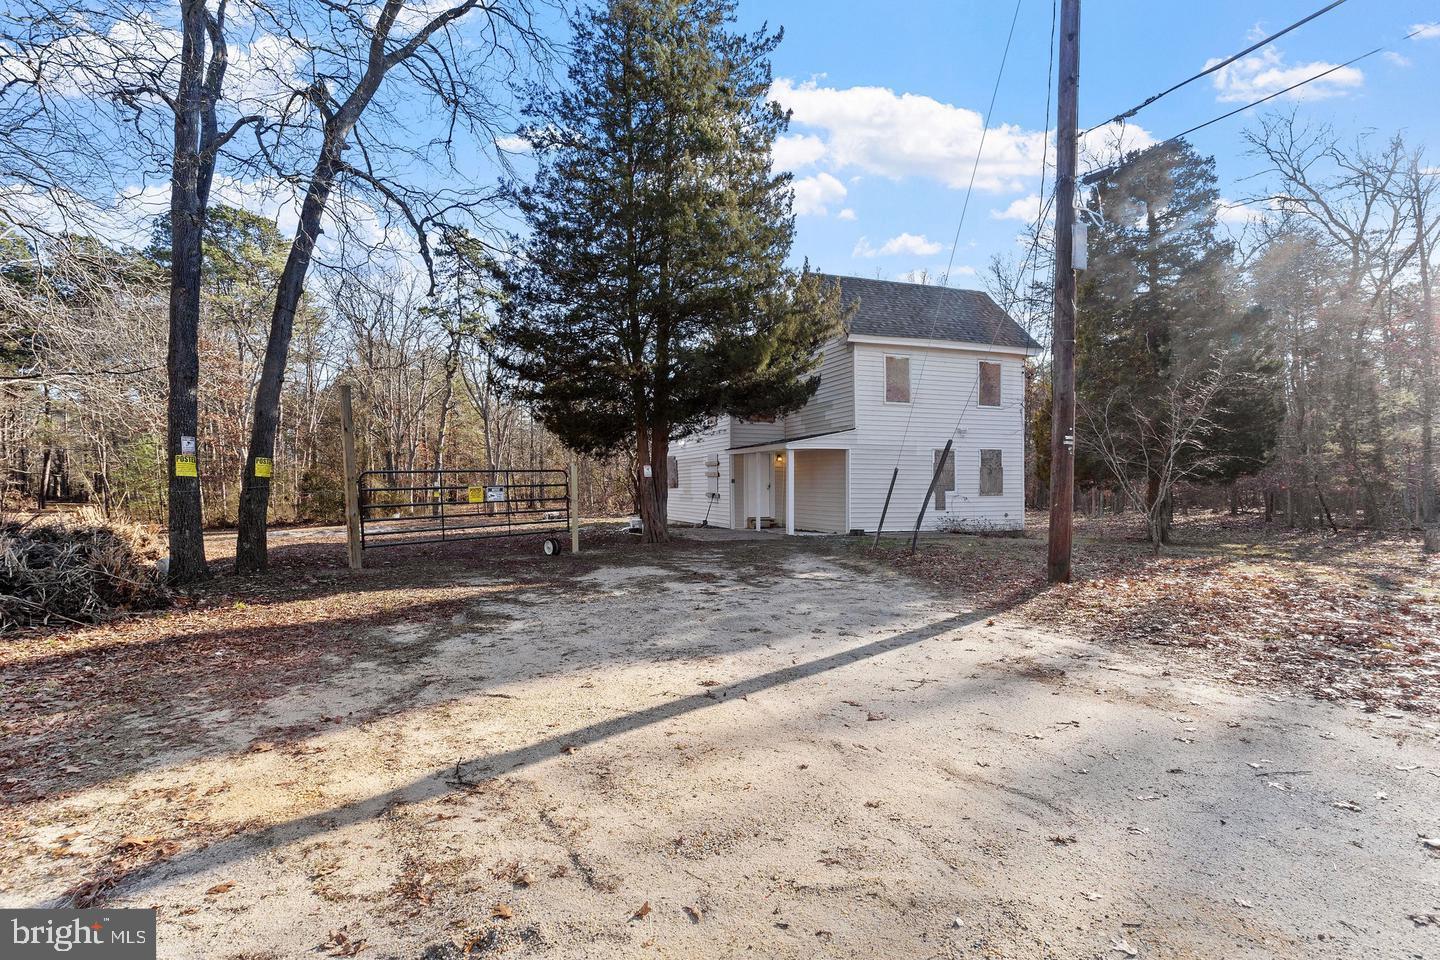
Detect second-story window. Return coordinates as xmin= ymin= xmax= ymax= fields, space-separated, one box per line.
xmin=885 ymin=354 xmax=911 ymax=403
xmin=979 ymin=361 xmax=1002 ymax=407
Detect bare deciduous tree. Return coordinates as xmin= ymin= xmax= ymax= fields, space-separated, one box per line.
xmin=231 ymin=0 xmax=545 ymax=573
xmin=1081 ymin=363 xmax=1239 ymax=554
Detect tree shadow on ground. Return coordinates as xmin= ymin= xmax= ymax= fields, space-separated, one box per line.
xmin=59 ymin=607 xmax=991 ymax=906
xmin=1 ymin=535 xmax=900 ymax=806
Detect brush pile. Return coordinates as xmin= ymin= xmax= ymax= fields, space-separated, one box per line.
xmin=0 ymin=509 xmax=169 ymax=631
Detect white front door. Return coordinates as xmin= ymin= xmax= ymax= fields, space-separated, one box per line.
xmin=746 ymin=454 xmax=774 ymax=529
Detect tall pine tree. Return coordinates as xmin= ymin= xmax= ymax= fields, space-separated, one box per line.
xmin=495 ymin=0 xmax=843 ymax=542
xmin=1076 ymin=140 xmax=1283 ymax=541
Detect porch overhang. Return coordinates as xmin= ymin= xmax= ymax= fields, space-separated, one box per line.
xmin=726 ymin=428 xmax=856 ymax=454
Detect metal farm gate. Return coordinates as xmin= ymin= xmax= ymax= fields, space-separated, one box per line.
xmin=338 ymin=387 xmax=578 ymax=569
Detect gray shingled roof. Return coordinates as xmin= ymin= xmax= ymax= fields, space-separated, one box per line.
xmin=817 ymin=274 xmax=1040 ymax=351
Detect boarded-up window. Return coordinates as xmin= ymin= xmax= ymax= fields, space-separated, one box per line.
xmin=705 ymin=456 xmax=720 ymax=498
xmin=979 ymin=361 xmax=1001 ymax=407
xmin=667 ymin=455 xmax=679 ymax=489
xmin=932 ymin=448 xmax=956 ymax=510
xmin=979 ymin=449 xmax=1003 ymax=496
xmin=885 ymin=355 xmax=910 ymax=403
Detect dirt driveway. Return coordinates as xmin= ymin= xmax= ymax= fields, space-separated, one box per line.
xmin=2 ymin=534 xmax=1438 ymax=959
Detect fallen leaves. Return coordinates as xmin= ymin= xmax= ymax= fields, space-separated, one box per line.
xmin=631 ymin=901 xmax=652 ymax=921
xmin=878 ymin=516 xmax=1440 ymax=716
xmin=492 ymin=903 xmax=514 ymax=920
xmin=322 ymin=928 xmax=366 ymax=957
xmin=65 ymin=832 xmax=184 ymax=907
xmin=205 ymin=882 xmax=234 ymax=896
xmin=491 ymin=860 xmax=535 ymax=888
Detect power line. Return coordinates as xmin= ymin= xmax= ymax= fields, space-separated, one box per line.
xmin=872 ymin=0 xmax=1028 ymax=544
xmin=1082 ymin=30 xmax=1419 ymax=186
xmin=884 ymin=0 xmax=1025 ymax=473
xmin=896 ymin=2 xmax=1063 ymax=551
xmin=1083 ymin=0 xmax=1350 ymax=135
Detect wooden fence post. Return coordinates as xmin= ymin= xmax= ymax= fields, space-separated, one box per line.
xmin=569 ymin=456 xmax=581 ymax=554
xmin=339 ymin=384 xmax=363 ymax=570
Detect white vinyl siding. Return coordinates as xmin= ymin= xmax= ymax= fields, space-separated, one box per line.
xmin=668 ymin=420 xmax=734 ymax=526
xmin=730 ymin=417 xmax=785 ymax=447
xmin=849 ymin=343 xmax=1025 ymax=532
xmin=784 ymin=337 xmax=855 ymax=436
xmin=792 ymin=449 xmax=847 ymax=532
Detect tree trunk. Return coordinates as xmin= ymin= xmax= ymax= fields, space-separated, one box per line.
xmin=234 ymin=152 xmax=340 ymax=574
xmin=1416 ymin=183 xmax=1436 ymax=525
xmin=37 ymin=448 xmax=51 ymax=510
xmin=635 ymin=420 xmax=669 ymax=543
xmin=1145 ymin=472 xmax=1173 ymax=545
xmin=1315 ymin=486 xmax=1340 ymax=534
xmin=163 ymin=0 xmax=214 ymax=583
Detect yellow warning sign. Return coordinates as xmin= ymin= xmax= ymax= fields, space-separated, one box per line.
xmin=175 ymin=454 xmax=197 ymax=478
xmin=467 ymin=485 xmax=484 ymax=503
xmin=254 ymin=457 xmax=273 ymax=478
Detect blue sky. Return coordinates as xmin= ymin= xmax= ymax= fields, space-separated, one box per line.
xmin=739 ymin=0 xmax=1440 ymax=287
xmin=10 ymin=0 xmax=1437 ymax=294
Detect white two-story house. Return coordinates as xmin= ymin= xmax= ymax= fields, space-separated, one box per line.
xmin=667 ymin=274 xmax=1039 ymax=535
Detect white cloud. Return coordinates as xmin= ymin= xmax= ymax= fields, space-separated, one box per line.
xmin=770 ymin=78 xmax=1154 ymax=201
xmin=495 ymin=135 xmax=531 ymax=153
xmin=836 ymin=208 xmax=857 ymax=221
xmin=1080 ymin=121 xmax=1157 ymax=169
xmin=1216 ymin=198 xmax=1259 ymax=227
xmin=772 ymin=134 xmax=826 ymax=171
xmin=1207 ymin=46 xmax=1363 ymax=103
xmin=1411 ymin=22 xmax=1440 ymax=40
xmin=1216 ymin=196 xmax=1288 ymax=230
xmin=991 ymin=194 xmax=1043 ymax=223
xmin=1383 ymin=51 xmax=1412 ymax=68
xmin=791 ymin=172 xmax=846 ymax=217
xmin=853 ymin=232 xmax=943 ymax=258
xmin=772 ymin=78 xmax=1049 ymax=192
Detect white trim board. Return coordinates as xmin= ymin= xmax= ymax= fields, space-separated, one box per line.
xmin=847 ymin=333 xmax=1039 ymax=358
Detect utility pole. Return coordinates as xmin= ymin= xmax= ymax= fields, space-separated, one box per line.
xmin=1047 ymin=0 xmax=1080 ymax=583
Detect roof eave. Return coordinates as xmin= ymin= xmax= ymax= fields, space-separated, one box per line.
xmin=847 ymin=332 xmax=1040 ymax=357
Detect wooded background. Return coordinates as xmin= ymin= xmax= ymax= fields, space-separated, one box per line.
xmin=1 ymin=1 xmax=1435 ymax=541
xmin=0 ymin=213 xmax=638 ymax=525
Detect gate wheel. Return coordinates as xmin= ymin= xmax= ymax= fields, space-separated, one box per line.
xmin=542 ymin=537 xmax=561 ymax=556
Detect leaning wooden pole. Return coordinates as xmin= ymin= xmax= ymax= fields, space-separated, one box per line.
xmin=873 ymin=467 xmax=899 ymax=546
xmin=339 ymin=384 xmax=363 ymax=571
xmin=910 ymin=438 xmax=953 ymax=555
xmin=1046 ymin=0 xmax=1081 ymax=584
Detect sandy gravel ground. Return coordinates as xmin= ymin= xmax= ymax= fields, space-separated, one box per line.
xmin=2 ymin=537 xmax=1438 ymax=959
